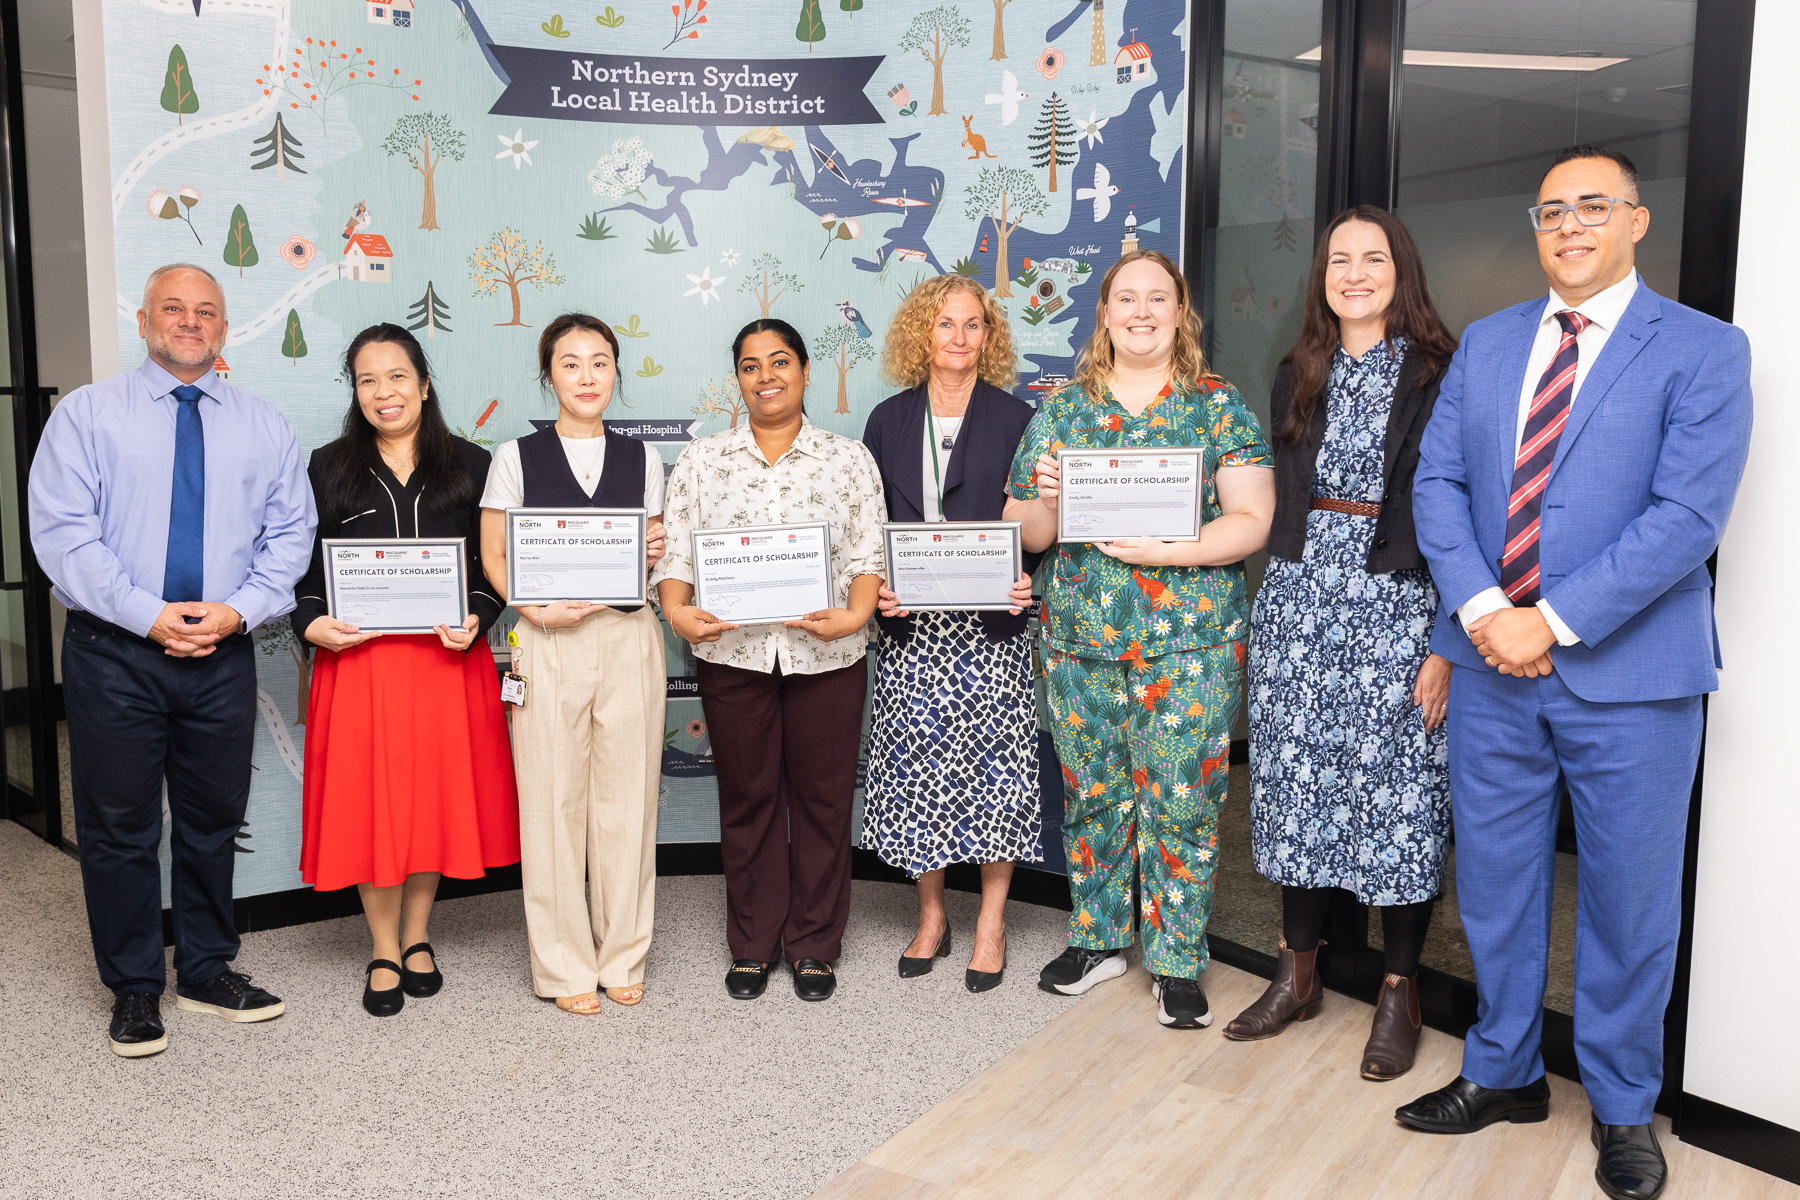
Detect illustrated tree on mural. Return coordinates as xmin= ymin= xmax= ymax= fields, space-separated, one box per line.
xmin=160 ymin=45 xmax=199 ymax=126
xmin=382 ymin=112 xmax=466 ymax=232
xmin=468 ymin=228 xmax=564 ymax=327
xmin=280 ymin=309 xmax=307 ymax=366
xmin=795 ymin=0 xmax=826 ymax=50
xmin=693 ymin=377 xmax=748 ymax=428
xmin=1028 ymin=92 xmax=1077 ymax=192
xmin=255 ymin=623 xmax=309 ymax=726
xmin=249 ymin=112 xmax=305 ymax=179
xmin=222 ymin=204 xmax=259 ymax=277
xmin=899 ymin=6 xmax=972 ymax=118
xmin=1272 ymin=214 xmax=1299 ymax=253
xmin=815 ymin=324 xmax=875 ymax=414
xmin=408 ymin=281 xmax=453 ymax=337
xmin=840 ymin=0 xmax=862 ymax=13
xmin=964 ymin=166 xmax=1047 ymax=298
xmin=738 ymin=252 xmax=803 ymax=318
xmin=990 ymin=0 xmax=1010 ymax=60
xmin=259 ymin=36 xmax=421 ymax=130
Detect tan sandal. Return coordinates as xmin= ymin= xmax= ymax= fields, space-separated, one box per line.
xmin=554 ymin=992 xmax=603 ymax=1014
xmin=604 ymin=984 xmax=644 ymax=1006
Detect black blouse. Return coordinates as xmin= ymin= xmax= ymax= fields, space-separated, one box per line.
xmin=291 ymin=437 xmax=504 ymax=644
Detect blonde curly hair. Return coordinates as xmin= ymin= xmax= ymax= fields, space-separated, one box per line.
xmin=1068 ymin=249 xmax=1214 ymax=400
xmin=880 ymin=274 xmax=1018 ymax=390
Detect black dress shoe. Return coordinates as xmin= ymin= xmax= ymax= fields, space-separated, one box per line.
xmin=362 ymin=959 xmax=405 ymax=1016
xmin=898 ymin=926 xmax=951 ymax=979
xmin=965 ymin=936 xmax=1006 ymax=994
xmin=400 ymin=942 xmax=443 ymax=997
xmin=1394 ymin=1074 xmax=1550 ymax=1133
xmin=792 ymin=958 xmax=837 ymax=1001
xmin=108 ymin=991 xmax=168 ymax=1058
xmin=175 ymin=969 xmax=286 ymax=1022
xmin=1592 ymin=1118 xmax=1668 ymax=1200
xmin=726 ymin=960 xmax=772 ymax=1000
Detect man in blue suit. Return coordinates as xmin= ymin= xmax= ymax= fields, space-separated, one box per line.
xmin=1405 ymin=145 xmax=1752 ymax=1200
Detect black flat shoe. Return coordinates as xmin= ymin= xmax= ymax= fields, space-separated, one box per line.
xmin=400 ymin=942 xmax=442 ymax=997
xmin=362 ymin=959 xmax=404 ymax=1017
xmin=1395 ymin=1074 xmax=1550 ymax=1133
xmin=108 ymin=991 xmax=168 ymax=1058
xmin=726 ymin=960 xmax=772 ymax=1000
xmin=792 ymin=958 xmax=837 ymax=1001
xmin=965 ymin=935 xmax=1007 ymax=993
xmin=898 ymin=926 xmax=952 ymax=979
xmin=1592 ymin=1118 xmax=1668 ymax=1200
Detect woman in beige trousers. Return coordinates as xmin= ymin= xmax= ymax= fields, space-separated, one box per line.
xmin=480 ymin=312 xmax=668 ymax=1014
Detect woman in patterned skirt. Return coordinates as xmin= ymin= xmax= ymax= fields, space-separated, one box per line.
xmin=1227 ymin=207 xmax=1458 ymax=1080
xmin=861 ymin=276 xmax=1040 ymax=993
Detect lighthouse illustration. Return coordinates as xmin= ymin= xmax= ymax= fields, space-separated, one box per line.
xmin=1121 ymin=207 xmax=1140 ymax=255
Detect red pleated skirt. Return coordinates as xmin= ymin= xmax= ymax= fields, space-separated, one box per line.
xmin=300 ymin=636 xmax=521 ymax=890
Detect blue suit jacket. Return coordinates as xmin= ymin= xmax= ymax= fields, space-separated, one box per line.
xmin=1413 ymin=279 xmax=1753 ymax=702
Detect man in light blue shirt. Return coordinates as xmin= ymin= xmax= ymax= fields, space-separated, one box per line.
xmin=29 ymin=263 xmax=315 ymax=1057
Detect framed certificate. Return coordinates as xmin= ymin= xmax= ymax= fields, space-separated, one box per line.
xmin=323 ymin=538 xmax=468 ymax=634
xmin=883 ymin=522 xmax=1023 ymax=611
xmin=505 ymin=508 xmax=648 ymax=606
xmin=1056 ymin=446 xmax=1205 ymax=542
xmin=691 ymin=522 xmax=834 ymax=626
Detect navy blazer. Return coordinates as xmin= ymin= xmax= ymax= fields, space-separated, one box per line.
xmin=862 ymin=380 xmax=1041 ymax=644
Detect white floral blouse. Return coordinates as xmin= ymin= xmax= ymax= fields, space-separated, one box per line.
xmin=652 ymin=417 xmax=887 ymax=675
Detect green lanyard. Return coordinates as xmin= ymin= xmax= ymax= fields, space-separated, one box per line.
xmin=927 ymin=405 xmax=945 ymax=520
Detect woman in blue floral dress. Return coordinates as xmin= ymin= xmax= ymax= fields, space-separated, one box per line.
xmin=1228 ymin=208 xmax=1459 ymax=1081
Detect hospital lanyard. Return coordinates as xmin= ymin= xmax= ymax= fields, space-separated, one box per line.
xmin=927 ymin=404 xmax=954 ymax=521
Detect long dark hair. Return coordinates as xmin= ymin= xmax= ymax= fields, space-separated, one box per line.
xmin=1277 ymin=207 xmax=1458 ymax=444
xmin=317 ymin=323 xmax=472 ymax=526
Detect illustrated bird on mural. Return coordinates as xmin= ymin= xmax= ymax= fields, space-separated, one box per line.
xmin=1075 ymin=162 xmax=1122 ymax=222
xmin=836 ymin=301 xmax=871 ymax=339
xmin=985 ymin=70 xmax=1029 ymax=125
xmin=340 ymin=201 xmax=371 ymax=242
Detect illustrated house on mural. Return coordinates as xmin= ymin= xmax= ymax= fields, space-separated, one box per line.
xmin=1231 ymin=269 xmax=1256 ymax=319
xmin=212 ymin=355 xmax=230 ymax=381
xmin=1223 ymin=109 xmax=1247 ymax=139
xmin=1115 ymin=33 xmax=1151 ymax=84
xmin=367 ymin=0 xmax=413 ymax=27
xmin=344 ymin=233 xmax=394 ymax=282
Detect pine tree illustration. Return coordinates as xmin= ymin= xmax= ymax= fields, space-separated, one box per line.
xmin=249 ymin=112 xmax=306 ymax=181
xmin=407 ymin=281 xmax=453 ymax=338
xmin=1272 ymin=215 xmax=1298 ymax=253
xmin=1027 ymin=92 xmax=1078 ymax=192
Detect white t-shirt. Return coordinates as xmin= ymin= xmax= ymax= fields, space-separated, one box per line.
xmin=480 ymin=431 xmax=666 ymax=515
xmin=921 ymin=412 xmax=964 ymax=523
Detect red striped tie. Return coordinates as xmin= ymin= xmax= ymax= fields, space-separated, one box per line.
xmin=1499 ymin=310 xmax=1589 ymax=605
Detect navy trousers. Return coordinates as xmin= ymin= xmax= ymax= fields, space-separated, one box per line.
xmin=62 ymin=615 xmax=257 ymax=995
xmin=1448 ymin=665 xmax=1702 ymax=1125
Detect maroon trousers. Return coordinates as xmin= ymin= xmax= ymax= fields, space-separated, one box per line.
xmin=697 ymin=656 xmax=868 ymax=963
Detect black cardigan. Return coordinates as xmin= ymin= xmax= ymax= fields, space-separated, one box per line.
xmin=1266 ymin=353 xmax=1441 ymax=573
xmin=861 ymin=380 xmax=1042 ymax=644
xmin=291 ymin=437 xmax=505 ymax=644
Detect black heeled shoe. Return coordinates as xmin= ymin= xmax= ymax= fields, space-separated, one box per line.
xmin=362 ymin=960 xmax=404 ymax=1016
xmin=400 ymin=942 xmax=442 ymax=997
xmin=897 ymin=926 xmax=952 ymax=978
xmin=965 ymin=935 xmax=1007 ymax=993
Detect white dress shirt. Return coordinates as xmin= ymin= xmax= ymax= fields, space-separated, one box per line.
xmin=1456 ymin=271 xmax=1640 ymax=646
xmin=921 ymin=412 xmax=964 ymax=523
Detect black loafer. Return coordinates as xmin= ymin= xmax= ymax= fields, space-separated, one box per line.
xmin=726 ymin=960 xmax=772 ymax=1000
xmin=400 ymin=942 xmax=443 ymax=997
xmin=108 ymin=991 xmax=168 ymax=1058
xmin=898 ymin=927 xmax=951 ymax=979
xmin=362 ymin=959 xmax=404 ymax=1017
xmin=175 ymin=969 xmax=286 ymax=1022
xmin=1592 ymin=1119 xmax=1668 ymax=1200
xmin=1395 ymin=1074 xmax=1550 ymax=1133
xmin=792 ymin=958 xmax=837 ymax=1001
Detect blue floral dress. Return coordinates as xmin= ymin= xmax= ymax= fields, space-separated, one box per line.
xmin=1247 ymin=339 xmax=1451 ymax=905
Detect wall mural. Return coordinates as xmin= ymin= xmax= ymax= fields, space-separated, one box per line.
xmin=98 ymin=0 xmax=1190 ymax=898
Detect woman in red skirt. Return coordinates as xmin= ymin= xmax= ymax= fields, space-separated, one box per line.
xmin=292 ymin=323 xmax=519 ymax=1016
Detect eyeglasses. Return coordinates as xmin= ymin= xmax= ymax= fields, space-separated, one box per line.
xmin=1527 ymin=197 xmax=1638 ymax=233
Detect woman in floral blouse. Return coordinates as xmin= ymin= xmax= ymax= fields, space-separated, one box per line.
xmin=1005 ymin=249 xmax=1275 ymax=1030
xmin=652 ymin=318 xmax=885 ymax=1003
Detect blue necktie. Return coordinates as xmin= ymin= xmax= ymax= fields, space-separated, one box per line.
xmin=162 ymin=384 xmax=206 ymax=603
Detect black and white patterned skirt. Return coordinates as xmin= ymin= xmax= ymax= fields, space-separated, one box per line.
xmin=862 ymin=611 xmax=1043 ymax=877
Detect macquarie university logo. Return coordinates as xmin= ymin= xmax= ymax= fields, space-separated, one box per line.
xmin=741 ymin=536 xmax=752 ymax=545
xmin=557 ymin=519 xmax=567 ymax=529
xmin=375 ymin=550 xmax=385 ymax=559
xmin=1109 ymin=459 xmax=1119 ymax=468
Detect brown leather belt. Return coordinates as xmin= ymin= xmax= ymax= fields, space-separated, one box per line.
xmin=1310 ymin=497 xmax=1381 ymax=517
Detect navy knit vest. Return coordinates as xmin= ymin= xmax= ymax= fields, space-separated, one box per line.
xmin=517 ymin=425 xmax=647 ymax=612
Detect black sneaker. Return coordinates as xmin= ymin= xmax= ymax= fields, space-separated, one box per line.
xmin=174 ymin=970 xmax=285 ymax=1023
xmin=1037 ymin=946 xmax=1128 ymax=995
xmin=1151 ymin=974 xmax=1212 ymax=1028
xmin=108 ymin=991 xmax=168 ymax=1058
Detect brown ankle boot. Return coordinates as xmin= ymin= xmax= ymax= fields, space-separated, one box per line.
xmin=1360 ymin=973 xmax=1422 ymax=1080
xmin=1222 ymin=936 xmax=1324 ymax=1041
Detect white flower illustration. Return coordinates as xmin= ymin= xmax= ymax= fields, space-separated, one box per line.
xmin=589 ymin=137 xmax=652 ymax=200
xmin=719 ymin=248 xmax=740 ymax=266
xmin=1081 ymin=111 xmax=1108 ymax=149
xmin=685 ymin=266 xmax=727 ymax=305
xmin=496 ymin=129 xmax=539 ymax=169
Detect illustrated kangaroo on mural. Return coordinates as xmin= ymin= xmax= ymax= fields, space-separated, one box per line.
xmin=960 ymin=115 xmax=997 ymax=160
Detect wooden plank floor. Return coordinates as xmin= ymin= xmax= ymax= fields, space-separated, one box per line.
xmin=814 ymin=960 xmax=1797 ymax=1200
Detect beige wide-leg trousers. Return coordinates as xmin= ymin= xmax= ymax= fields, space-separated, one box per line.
xmin=512 ymin=605 xmax=666 ymax=996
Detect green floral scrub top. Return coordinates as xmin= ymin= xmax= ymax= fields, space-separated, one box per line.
xmin=1007 ymin=379 xmax=1272 ymax=662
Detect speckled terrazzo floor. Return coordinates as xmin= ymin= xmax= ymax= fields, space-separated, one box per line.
xmin=0 ymin=819 xmax=1080 ymax=1200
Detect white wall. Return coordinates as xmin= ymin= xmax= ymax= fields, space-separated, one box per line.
xmin=1683 ymin=2 xmax=1800 ymax=1133
xmin=24 ymin=79 xmax=92 ymax=400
